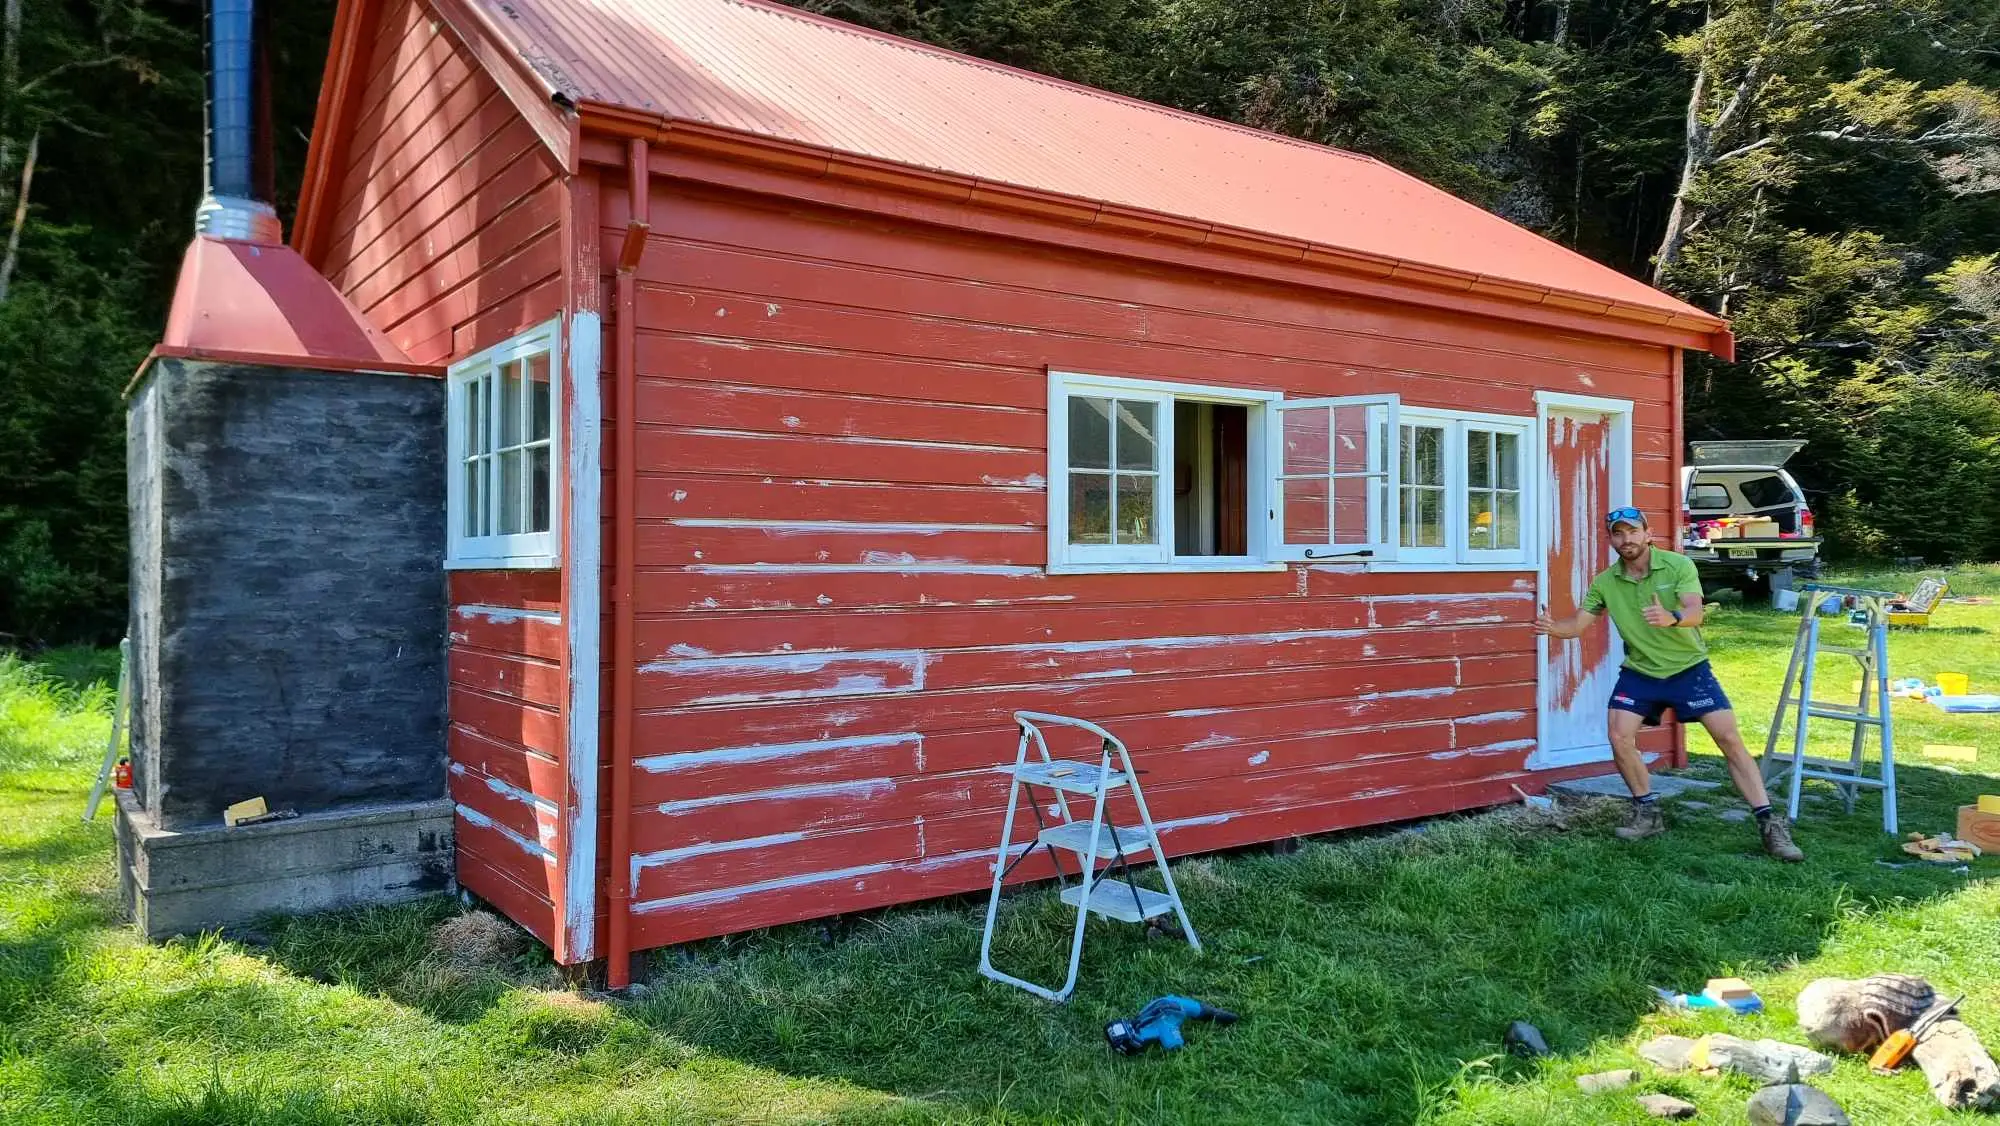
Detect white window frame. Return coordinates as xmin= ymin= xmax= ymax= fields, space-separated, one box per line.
xmin=446 ymin=318 xmax=561 ymax=569
xmin=1047 ymin=372 xmax=1286 ymax=574
xmin=1377 ymin=407 xmax=1535 ymax=571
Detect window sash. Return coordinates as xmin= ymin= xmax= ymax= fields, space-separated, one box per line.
xmin=1394 ymin=411 xmax=1534 ymax=566
xmin=1269 ymin=395 xmax=1400 ymax=562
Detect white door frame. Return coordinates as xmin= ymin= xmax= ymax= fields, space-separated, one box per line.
xmin=1530 ymin=391 xmax=1634 ymax=770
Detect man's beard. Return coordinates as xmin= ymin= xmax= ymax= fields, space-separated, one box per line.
xmin=1616 ymin=542 xmax=1646 ymax=557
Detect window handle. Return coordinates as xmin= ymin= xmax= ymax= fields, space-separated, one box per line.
xmin=1304 ymin=548 xmax=1373 ymax=559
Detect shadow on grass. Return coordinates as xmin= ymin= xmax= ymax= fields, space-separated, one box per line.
xmin=600 ymin=762 xmax=1992 ymax=1125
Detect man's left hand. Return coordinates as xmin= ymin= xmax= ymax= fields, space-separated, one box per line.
xmin=1642 ymin=594 xmax=1676 ymax=628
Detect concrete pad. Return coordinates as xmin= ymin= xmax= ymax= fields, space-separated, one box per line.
xmin=116 ymin=791 xmax=453 ymax=939
xmin=1549 ymin=773 xmax=1723 ymax=800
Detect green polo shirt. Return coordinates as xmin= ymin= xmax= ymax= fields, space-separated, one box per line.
xmin=1580 ymin=548 xmax=1708 ymax=679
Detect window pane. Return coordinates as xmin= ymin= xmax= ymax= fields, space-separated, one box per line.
xmin=1467 ymin=430 xmax=1492 ymax=489
xmin=1283 ymin=478 xmax=1331 ymax=544
xmin=499 ymin=448 xmax=524 ymax=534
xmin=530 ymin=446 xmax=551 ymax=533
xmin=1496 ymin=491 xmax=1522 ymax=549
xmin=1406 ymin=425 xmax=1445 ymax=487
xmin=528 ymin=353 xmax=552 ymax=443
xmin=1282 ymin=407 xmax=1330 ymax=475
xmin=1115 ymin=401 xmax=1157 ymax=471
xmin=1403 ymin=487 xmax=1445 ymax=548
xmin=1069 ymin=472 xmax=1111 ymax=544
xmin=464 ymin=458 xmax=484 ymax=538
xmin=500 ymin=361 xmax=524 ymax=448
xmin=1496 ymin=431 xmax=1520 ymax=490
xmin=1332 ymin=406 xmax=1371 ymax=474
xmin=1114 ymin=472 xmax=1157 ymax=545
xmin=465 ymin=378 xmax=486 ymax=455
xmin=1469 ymin=488 xmax=1494 ymax=548
xmin=1069 ymin=397 xmax=1112 ymax=470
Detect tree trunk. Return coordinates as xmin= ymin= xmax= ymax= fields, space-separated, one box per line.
xmin=0 ymin=127 xmax=35 ymax=305
xmin=1653 ymin=58 xmax=1710 ymax=286
xmin=1 ymin=0 xmax=22 ymax=186
xmin=1553 ymin=0 xmax=1572 ymax=47
xmin=1913 ymin=1018 xmax=2000 ymax=1112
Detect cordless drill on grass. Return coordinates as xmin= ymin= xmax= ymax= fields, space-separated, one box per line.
xmin=1104 ymin=995 xmax=1239 ymax=1055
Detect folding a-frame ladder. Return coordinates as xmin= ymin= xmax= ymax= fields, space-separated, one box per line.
xmin=977 ymin=711 xmax=1199 ymax=1003
xmin=1759 ymin=584 xmax=1899 ymax=834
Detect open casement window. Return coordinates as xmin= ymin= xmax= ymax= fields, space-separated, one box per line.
xmin=1393 ymin=409 xmax=1533 ymax=567
xmin=1048 ymin=372 xmax=1280 ymax=572
xmin=447 ymin=319 xmax=560 ymax=568
xmin=1270 ymin=396 xmax=1400 ymax=562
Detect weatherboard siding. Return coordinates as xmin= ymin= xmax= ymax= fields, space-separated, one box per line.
xmin=603 ymin=178 xmax=1677 ymax=950
xmin=314 ymin=0 xmax=564 ymax=366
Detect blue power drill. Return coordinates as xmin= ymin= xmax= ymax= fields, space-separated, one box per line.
xmin=1104 ymin=995 xmax=1239 ymax=1054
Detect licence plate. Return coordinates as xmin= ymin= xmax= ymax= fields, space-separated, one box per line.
xmin=1727 ymin=548 xmax=1758 ymax=560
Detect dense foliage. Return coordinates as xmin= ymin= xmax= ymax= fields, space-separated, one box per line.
xmin=2 ymin=0 xmax=1995 ymax=642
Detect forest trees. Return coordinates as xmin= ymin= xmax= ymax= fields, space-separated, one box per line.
xmin=0 ymin=0 xmax=1996 ymax=642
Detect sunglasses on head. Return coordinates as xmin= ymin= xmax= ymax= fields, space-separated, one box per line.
xmin=1605 ymin=506 xmax=1646 ymax=528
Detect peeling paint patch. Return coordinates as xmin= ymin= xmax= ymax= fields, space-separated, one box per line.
xmin=456 ymin=804 xmax=554 ymax=863
xmin=1248 ymin=751 xmax=1271 ymax=766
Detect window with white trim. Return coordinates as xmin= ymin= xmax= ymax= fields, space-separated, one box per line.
xmin=1047 ymin=373 xmax=1538 ymax=572
xmin=1048 ymin=372 xmax=1404 ymax=572
xmin=1392 ymin=409 xmax=1533 ymax=567
xmin=447 ymin=319 xmax=560 ymax=568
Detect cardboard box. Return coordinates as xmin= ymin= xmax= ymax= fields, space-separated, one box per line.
xmin=1736 ymin=518 xmax=1779 ymax=539
xmin=1923 ymin=744 xmax=1980 ymax=763
xmin=1704 ymin=977 xmax=1757 ymax=1003
xmin=1958 ymin=805 xmax=2000 ymax=853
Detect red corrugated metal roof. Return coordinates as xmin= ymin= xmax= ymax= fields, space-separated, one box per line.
xmin=147 ymin=237 xmax=436 ymax=378
xmin=461 ymin=0 xmax=1718 ymax=330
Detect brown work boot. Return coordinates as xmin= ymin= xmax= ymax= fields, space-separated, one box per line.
xmin=1759 ymin=813 xmax=1806 ymax=862
xmin=1614 ymin=800 xmax=1666 ymax=841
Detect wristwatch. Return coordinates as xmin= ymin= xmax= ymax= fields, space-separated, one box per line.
xmin=1669 ymin=610 xmax=1684 ymax=625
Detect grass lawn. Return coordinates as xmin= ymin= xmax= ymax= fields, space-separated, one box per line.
xmin=3 ymin=567 xmax=1998 ymax=1125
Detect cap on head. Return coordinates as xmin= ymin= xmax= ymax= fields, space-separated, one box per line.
xmin=1605 ymin=506 xmax=1648 ymax=530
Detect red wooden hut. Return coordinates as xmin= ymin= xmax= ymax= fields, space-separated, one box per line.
xmin=290 ymin=0 xmax=1732 ymax=981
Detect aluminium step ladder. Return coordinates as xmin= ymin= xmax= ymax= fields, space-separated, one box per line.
xmin=977 ymin=711 xmax=1200 ymax=1002
xmin=1758 ymin=584 xmax=1899 ymax=834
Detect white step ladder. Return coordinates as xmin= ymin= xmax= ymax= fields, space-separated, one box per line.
xmin=977 ymin=711 xmax=1199 ymax=1002
xmin=1759 ymin=584 xmax=1899 ymax=834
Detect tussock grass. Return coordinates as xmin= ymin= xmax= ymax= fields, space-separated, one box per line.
xmin=1 ymin=569 xmax=1996 ymax=1124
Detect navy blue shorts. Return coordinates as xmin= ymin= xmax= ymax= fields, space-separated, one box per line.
xmin=1610 ymin=661 xmax=1732 ymax=727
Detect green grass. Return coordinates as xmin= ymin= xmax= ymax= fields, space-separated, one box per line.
xmin=2 ymin=569 xmax=1997 ymax=1125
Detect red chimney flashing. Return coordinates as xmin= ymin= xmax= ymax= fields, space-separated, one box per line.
xmin=137 ymin=236 xmax=439 ymax=390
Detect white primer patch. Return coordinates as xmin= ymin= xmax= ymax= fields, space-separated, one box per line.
xmin=563 ymin=308 xmax=603 ymax=961
xmin=653 ymin=777 xmax=897 ymax=815
xmin=455 ymin=604 xmax=561 ymax=625
xmin=455 ymin=804 xmax=555 ymax=863
xmin=669 ymin=518 xmax=1036 ymax=534
xmin=632 ymin=859 xmax=899 ymax=914
xmin=636 ymin=733 xmax=922 ymax=774
xmin=1248 ymin=751 xmax=1272 ymax=766
xmin=688 ymin=563 xmax=1041 ymax=575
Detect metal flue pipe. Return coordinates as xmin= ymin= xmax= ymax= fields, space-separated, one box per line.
xmin=196 ymin=0 xmax=281 ymax=242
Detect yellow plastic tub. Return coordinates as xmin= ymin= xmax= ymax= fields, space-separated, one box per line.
xmin=1937 ymin=672 xmax=1971 ymax=696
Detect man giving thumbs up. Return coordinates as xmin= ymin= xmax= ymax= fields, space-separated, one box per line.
xmin=1533 ymin=506 xmax=1804 ymax=861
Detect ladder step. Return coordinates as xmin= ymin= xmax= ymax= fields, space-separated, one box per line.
xmin=1813 ymin=646 xmax=1870 ymax=659
xmin=1002 ymin=760 xmax=1128 ymax=794
xmin=1803 ymin=706 xmax=1883 ymax=725
xmin=1061 ymin=879 xmax=1176 ymax=924
xmin=1038 ymin=821 xmax=1155 ymax=857
xmin=1795 ymin=768 xmax=1890 ymax=789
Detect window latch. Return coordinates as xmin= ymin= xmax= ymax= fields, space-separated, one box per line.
xmin=1304 ymin=548 xmax=1374 ymax=559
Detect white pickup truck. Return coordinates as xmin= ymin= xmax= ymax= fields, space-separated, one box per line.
xmin=1680 ymin=439 xmax=1824 ymax=599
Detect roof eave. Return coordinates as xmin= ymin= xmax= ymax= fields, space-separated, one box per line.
xmin=575 ymin=103 xmax=1731 ymax=357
